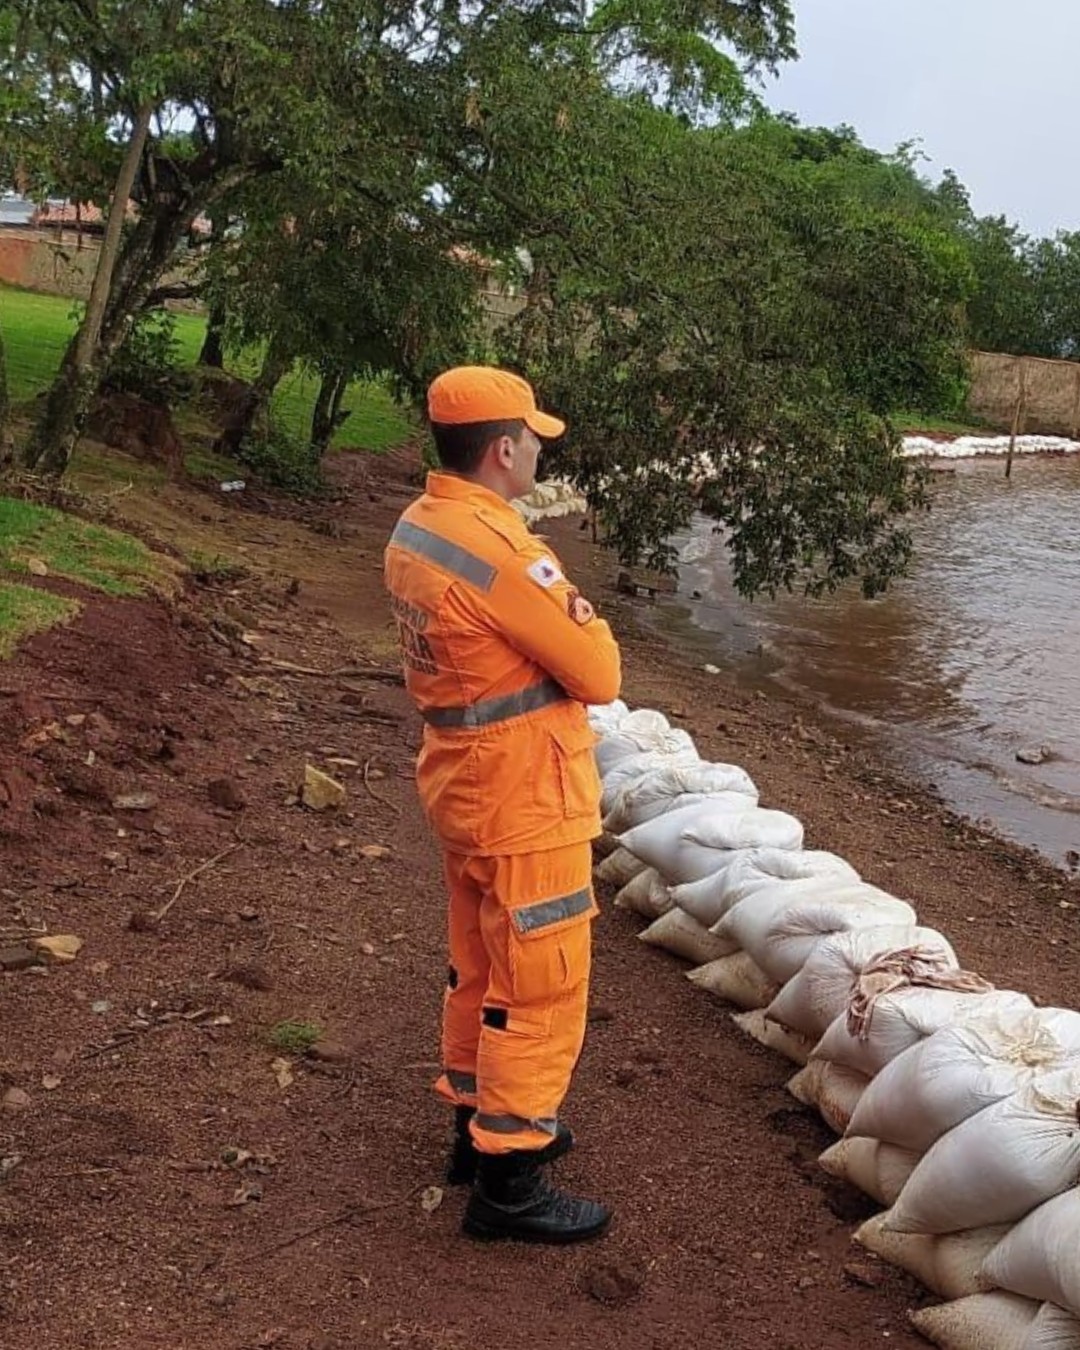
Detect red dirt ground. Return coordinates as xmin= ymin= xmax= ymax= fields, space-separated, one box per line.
xmin=1 ymin=446 xmax=1077 ymax=1350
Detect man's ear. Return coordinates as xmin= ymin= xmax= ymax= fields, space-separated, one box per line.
xmin=492 ymin=434 xmax=515 ymax=469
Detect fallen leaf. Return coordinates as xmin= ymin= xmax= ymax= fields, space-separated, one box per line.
xmin=359 ymin=844 xmax=392 ymax=860
xmin=420 ymin=1185 xmax=444 ymax=1214
xmin=270 ymin=1057 xmax=294 ymax=1090
xmin=41 ymin=1074 xmax=62 ymax=1091
xmin=26 ymin=557 xmax=49 ymax=577
xmin=300 ymin=764 xmax=346 ymax=811
xmin=32 ymin=934 xmax=84 ymax=964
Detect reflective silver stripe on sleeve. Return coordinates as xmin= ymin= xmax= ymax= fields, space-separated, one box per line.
xmin=445 ymin=1069 xmax=477 ymax=1095
xmin=422 ymin=676 xmax=568 ymax=729
xmin=390 ymin=520 xmax=497 ymax=592
xmin=474 ymin=1113 xmax=558 ymax=1137
xmin=511 ymin=887 xmax=593 ymax=935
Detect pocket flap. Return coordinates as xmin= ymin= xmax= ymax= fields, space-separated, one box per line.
xmin=509 ymin=886 xmax=597 ymax=939
xmin=551 ymin=720 xmax=599 ymax=757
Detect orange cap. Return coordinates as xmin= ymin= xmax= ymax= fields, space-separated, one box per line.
xmin=427 ymin=366 xmax=566 ymax=440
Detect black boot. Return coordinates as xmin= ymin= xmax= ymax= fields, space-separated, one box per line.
xmin=462 ymin=1149 xmax=612 ymax=1244
xmin=446 ymin=1107 xmax=574 ymax=1186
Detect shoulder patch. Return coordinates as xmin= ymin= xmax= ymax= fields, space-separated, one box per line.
xmin=567 ymin=591 xmax=595 ymax=625
xmin=526 ymin=556 xmax=564 ymax=589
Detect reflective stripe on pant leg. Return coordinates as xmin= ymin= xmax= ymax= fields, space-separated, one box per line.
xmin=474 ymin=1112 xmax=557 ymax=1138
xmin=435 ymin=851 xmax=487 ymax=1108
xmin=472 ymin=843 xmax=595 ymax=1155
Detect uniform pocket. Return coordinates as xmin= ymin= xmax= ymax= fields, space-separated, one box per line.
xmin=550 ymin=721 xmax=601 ymax=820
xmin=506 ymin=887 xmax=596 ymax=1008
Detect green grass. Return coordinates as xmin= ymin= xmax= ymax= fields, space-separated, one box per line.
xmin=0 ymin=283 xmax=414 ymax=453
xmin=0 ymin=580 xmax=80 ymax=658
xmin=0 ymin=496 xmax=168 ymax=596
xmin=891 ymin=410 xmax=991 ymax=437
xmin=268 ymin=1019 xmax=322 ymax=1055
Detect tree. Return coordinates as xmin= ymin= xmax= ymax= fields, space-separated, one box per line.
xmin=461 ymin=95 xmax=971 ymax=595
xmin=962 ymin=216 xmax=1046 ymax=357
xmin=10 ymin=0 xmax=422 ymax=473
xmin=7 ymin=0 xmax=796 ymax=477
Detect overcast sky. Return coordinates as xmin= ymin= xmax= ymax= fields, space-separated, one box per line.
xmin=763 ymin=0 xmax=1075 ymax=238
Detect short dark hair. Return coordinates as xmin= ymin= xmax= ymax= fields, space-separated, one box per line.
xmin=430 ymin=419 xmax=525 ymax=474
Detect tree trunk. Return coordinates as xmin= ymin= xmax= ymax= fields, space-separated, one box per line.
xmin=198 ymin=210 xmax=228 ymax=367
xmin=0 ymin=319 xmax=9 ymax=433
xmin=309 ymin=361 xmax=350 ymax=459
xmin=26 ymin=99 xmax=155 ymax=477
xmin=199 ymin=302 xmax=227 ymax=368
xmin=215 ymin=329 xmax=293 ymax=459
xmin=0 ymin=318 xmax=10 ymax=467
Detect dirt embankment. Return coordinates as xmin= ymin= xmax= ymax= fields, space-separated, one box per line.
xmin=1 ymin=447 xmax=1077 ymax=1350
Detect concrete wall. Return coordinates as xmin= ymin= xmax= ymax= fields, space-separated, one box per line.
xmin=0 ymin=227 xmax=102 ymax=297
xmin=968 ymin=350 xmax=1080 ymax=438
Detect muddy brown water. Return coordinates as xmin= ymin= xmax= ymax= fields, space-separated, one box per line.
xmin=658 ymin=454 xmax=1080 ymax=866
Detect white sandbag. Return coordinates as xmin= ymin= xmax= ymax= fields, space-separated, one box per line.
xmin=911 ymin=1293 xmax=1040 ymax=1350
xmin=848 ymin=1006 xmax=1080 ymax=1152
xmin=766 ymin=926 xmax=959 ymax=1039
xmin=787 ymin=1060 xmax=870 ymax=1134
xmin=669 ymin=850 xmax=861 ymax=930
xmin=887 ymin=1067 xmax=1080 ymax=1236
xmin=602 ymin=761 xmax=757 ymax=833
xmin=594 ymin=847 xmax=649 ymax=888
xmin=599 ymin=745 xmax=702 ymax=812
xmin=594 ymin=711 xmax=696 ymax=777
xmin=613 ymin=867 xmax=673 ymax=920
xmin=638 ymin=909 xmax=739 ymax=965
xmin=1023 ymin=1305 xmax=1080 ymax=1350
xmin=718 ymin=847 xmax=861 ymax=906
xmin=813 ymin=987 xmax=1033 ymax=1080
xmin=983 ymin=1191 xmax=1080 ymax=1319
xmin=669 ymin=857 xmax=755 ymax=928
xmin=818 ymin=1138 xmax=920 ymax=1207
xmin=686 ymin=953 xmax=779 ymax=1011
xmin=587 ymin=699 xmax=629 ymax=736
xmin=717 ymin=880 xmax=917 ymax=984
xmin=731 ymin=1009 xmax=813 ymax=1065
xmin=855 ymin=1213 xmax=1006 ymax=1300
xmin=683 ymin=805 xmax=804 ymax=853
xmin=620 ymin=800 xmax=804 ymax=886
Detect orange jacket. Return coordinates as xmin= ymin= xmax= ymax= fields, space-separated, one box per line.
xmin=384 ymin=472 xmax=622 ymax=856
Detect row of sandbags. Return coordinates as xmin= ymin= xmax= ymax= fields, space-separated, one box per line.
xmin=588 ymin=699 xmax=1080 ymax=1350
xmin=511 ymin=478 xmax=589 ymax=525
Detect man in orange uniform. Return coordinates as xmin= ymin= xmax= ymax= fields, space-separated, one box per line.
xmin=383 ymin=366 xmax=621 ymax=1243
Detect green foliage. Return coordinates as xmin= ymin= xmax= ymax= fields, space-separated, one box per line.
xmin=4 ymin=0 xmax=1007 ymax=598
xmin=485 ymin=102 xmax=968 ymax=597
xmin=104 ymin=308 xmax=183 ymax=400
xmin=236 ymin=426 xmax=324 ymax=497
xmin=268 ymin=1020 xmax=322 ymax=1055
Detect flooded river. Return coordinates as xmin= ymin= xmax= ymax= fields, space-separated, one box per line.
xmin=661 ymin=454 xmax=1080 ymax=866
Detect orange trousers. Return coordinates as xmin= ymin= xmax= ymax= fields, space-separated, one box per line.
xmin=435 ymin=842 xmax=597 ymax=1155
